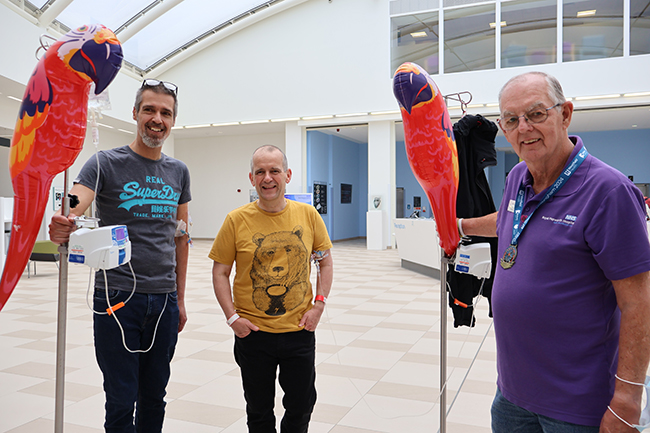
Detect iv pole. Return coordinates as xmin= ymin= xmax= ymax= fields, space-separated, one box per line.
xmin=440 ymin=250 xmax=450 ymax=433
xmin=54 ymin=169 xmax=70 ymax=433
xmin=438 ymin=90 xmax=472 ymax=433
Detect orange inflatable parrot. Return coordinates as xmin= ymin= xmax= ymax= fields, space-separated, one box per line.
xmin=0 ymin=25 xmax=123 ymax=311
xmin=393 ymin=62 xmax=460 ymax=257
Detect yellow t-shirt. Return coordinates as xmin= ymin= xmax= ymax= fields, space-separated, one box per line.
xmin=209 ymin=200 xmax=332 ymax=333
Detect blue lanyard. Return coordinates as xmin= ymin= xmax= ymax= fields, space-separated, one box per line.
xmin=511 ymin=146 xmax=588 ymax=246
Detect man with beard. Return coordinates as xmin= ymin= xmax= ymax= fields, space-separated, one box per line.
xmin=49 ymin=79 xmax=191 ymax=433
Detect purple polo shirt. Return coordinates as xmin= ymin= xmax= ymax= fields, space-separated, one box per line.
xmin=493 ymin=136 xmax=650 ymax=426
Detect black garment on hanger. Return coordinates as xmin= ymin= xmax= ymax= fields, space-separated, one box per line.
xmin=448 ymin=114 xmax=499 ymax=327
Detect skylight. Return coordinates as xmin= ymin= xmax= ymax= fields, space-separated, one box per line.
xmin=23 ymin=0 xmax=279 ymax=74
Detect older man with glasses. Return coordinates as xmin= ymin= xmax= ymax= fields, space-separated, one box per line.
xmin=49 ymin=79 xmax=191 ymax=433
xmin=460 ymin=71 xmax=650 ymax=433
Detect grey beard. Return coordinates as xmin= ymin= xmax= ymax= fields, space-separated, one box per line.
xmin=141 ymin=132 xmax=164 ymax=149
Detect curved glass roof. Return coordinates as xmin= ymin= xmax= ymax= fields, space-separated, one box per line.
xmin=11 ymin=0 xmax=282 ymax=74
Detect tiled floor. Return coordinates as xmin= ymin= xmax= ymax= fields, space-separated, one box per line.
xmin=0 ymin=239 xmax=496 ymax=432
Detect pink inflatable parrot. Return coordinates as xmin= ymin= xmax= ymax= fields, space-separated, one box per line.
xmin=0 ymin=25 xmax=123 ymax=311
xmin=393 ymin=62 xmax=460 ymax=257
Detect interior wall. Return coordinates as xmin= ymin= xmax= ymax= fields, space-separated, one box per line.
xmin=174 ymin=132 xmax=285 ymax=240
xmin=357 ymin=142 xmax=369 ymax=235
xmin=157 ymin=0 xmax=394 ymax=125
xmin=330 ymin=134 xmax=367 ymax=241
xmin=306 ymin=131 xmax=331 ymax=233
xmin=307 ymin=131 xmax=368 ymax=241
xmin=491 ymin=128 xmax=650 ymax=207
xmin=576 ymin=129 xmax=650 ymax=184
xmin=395 ymin=140 xmax=433 ymax=219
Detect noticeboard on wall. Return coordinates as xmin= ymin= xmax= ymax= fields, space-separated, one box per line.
xmin=341 ymin=183 xmax=352 ymax=204
xmin=313 ymin=182 xmax=327 ymax=214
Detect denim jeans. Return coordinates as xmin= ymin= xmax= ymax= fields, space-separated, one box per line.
xmin=93 ymin=289 xmax=179 ymax=433
xmin=234 ymin=330 xmax=317 ymax=433
xmin=491 ymin=388 xmax=600 ymax=433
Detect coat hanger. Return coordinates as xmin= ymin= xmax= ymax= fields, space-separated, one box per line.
xmin=444 ymin=91 xmax=473 ymax=116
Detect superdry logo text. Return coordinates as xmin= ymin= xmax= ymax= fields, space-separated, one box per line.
xmin=117 ymin=180 xmax=180 ymax=218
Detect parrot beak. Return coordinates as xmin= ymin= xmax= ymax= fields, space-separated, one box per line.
xmin=393 ymin=70 xmax=431 ymax=115
xmin=91 ymin=42 xmax=123 ymax=94
xmin=69 ymin=37 xmax=123 ymax=95
xmin=393 ymin=71 xmax=415 ymax=114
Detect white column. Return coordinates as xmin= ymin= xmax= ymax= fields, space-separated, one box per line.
xmin=367 ymin=121 xmax=395 ymax=250
xmin=285 ymin=121 xmax=305 ymax=193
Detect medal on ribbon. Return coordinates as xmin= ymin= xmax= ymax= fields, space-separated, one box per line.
xmin=500 ymin=244 xmax=517 ymax=269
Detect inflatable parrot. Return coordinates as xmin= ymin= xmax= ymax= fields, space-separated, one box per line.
xmin=393 ymin=62 xmax=460 ymax=257
xmin=0 ymin=25 xmax=123 ymax=311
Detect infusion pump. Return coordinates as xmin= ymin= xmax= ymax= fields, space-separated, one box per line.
xmin=453 ymin=242 xmax=492 ymax=279
xmin=68 ymin=225 xmax=131 ymax=270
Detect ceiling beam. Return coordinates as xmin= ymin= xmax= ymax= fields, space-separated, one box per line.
xmin=116 ymin=0 xmax=185 ymax=43
xmin=39 ymin=0 xmax=74 ymax=27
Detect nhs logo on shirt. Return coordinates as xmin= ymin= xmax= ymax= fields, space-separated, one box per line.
xmin=541 ymin=214 xmax=577 ymax=227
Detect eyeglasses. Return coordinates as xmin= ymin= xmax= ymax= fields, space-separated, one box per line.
xmin=498 ymin=103 xmax=562 ymax=131
xmin=141 ymin=79 xmax=178 ymax=95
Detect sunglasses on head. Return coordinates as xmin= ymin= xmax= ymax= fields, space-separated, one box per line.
xmin=141 ymin=79 xmax=178 ymax=95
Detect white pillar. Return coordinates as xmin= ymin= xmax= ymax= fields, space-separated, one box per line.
xmin=285 ymin=121 xmax=305 ymax=193
xmin=367 ymin=121 xmax=395 ymax=250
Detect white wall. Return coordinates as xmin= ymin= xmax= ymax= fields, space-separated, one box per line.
xmin=158 ymin=0 xmax=395 ymax=126
xmin=174 ymin=132 xmax=285 ymax=240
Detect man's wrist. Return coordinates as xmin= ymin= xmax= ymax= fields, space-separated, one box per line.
xmin=314 ymin=294 xmax=327 ymax=304
xmin=227 ymin=312 xmax=240 ymax=326
xmin=457 ymin=218 xmax=466 ymax=237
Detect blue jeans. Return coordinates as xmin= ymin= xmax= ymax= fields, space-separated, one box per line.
xmin=93 ymin=289 xmax=179 ymax=433
xmin=491 ymin=388 xmax=600 ymax=433
xmin=234 ymin=330 xmax=317 ymax=433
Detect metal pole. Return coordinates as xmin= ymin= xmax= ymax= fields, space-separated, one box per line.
xmin=440 ymin=248 xmax=448 ymax=433
xmin=54 ymin=169 xmax=70 ymax=433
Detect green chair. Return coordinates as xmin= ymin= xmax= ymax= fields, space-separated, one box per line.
xmin=28 ymin=240 xmax=60 ymax=278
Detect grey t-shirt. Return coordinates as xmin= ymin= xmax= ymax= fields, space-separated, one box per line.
xmin=74 ymin=145 xmax=191 ymax=293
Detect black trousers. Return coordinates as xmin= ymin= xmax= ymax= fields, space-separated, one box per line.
xmin=234 ymin=330 xmax=317 ymax=433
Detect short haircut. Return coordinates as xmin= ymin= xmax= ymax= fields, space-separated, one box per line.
xmin=498 ymin=71 xmax=567 ymax=107
xmin=134 ymin=83 xmax=178 ymax=120
xmin=250 ymin=145 xmax=289 ymax=173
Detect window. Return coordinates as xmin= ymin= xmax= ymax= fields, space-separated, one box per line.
xmin=502 ymin=0 xmax=557 ymax=67
xmin=391 ymin=12 xmax=440 ymax=75
xmin=563 ymin=0 xmax=623 ymax=62
xmin=444 ymin=4 xmax=496 ymax=73
xmin=631 ymin=0 xmax=650 ymax=55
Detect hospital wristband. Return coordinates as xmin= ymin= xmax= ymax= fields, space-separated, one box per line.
xmin=227 ymin=313 xmax=240 ymax=326
xmin=457 ymin=218 xmax=466 ymax=238
xmin=314 ymin=295 xmax=327 ymax=304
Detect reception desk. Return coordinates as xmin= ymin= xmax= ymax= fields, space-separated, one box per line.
xmin=393 ymin=218 xmax=441 ymax=278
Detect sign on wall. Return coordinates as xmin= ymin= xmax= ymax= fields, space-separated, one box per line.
xmin=313 ymin=182 xmax=327 ymax=214
xmin=341 ymin=183 xmax=352 ymax=204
